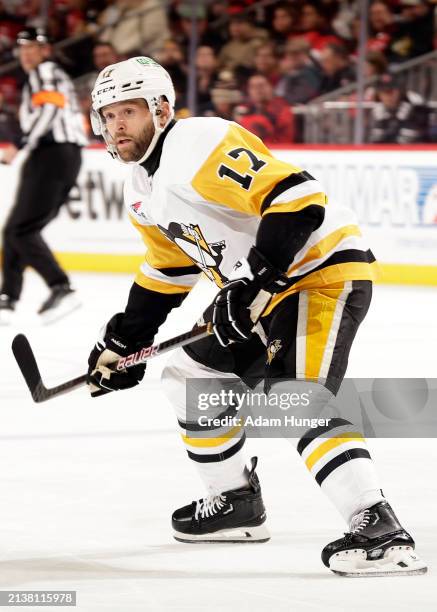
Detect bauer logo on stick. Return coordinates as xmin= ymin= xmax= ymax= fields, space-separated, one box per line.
xmin=116 ymin=345 xmax=159 ymax=370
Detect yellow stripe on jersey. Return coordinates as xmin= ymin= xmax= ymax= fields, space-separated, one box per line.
xmin=191 ymin=123 xmax=317 ymax=217
xmin=182 ymin=424 xmax=243 ymax=448
xmin=134 ymin=271 xmax=193 ymax=294
xmin=289 ymin=225 xmax=363 ymax=274
xmin=293 ymin=261 xmax=380 ymax=290
xmin=262 ymin=192 xmax=327 ymax=215
xmin=305 ymin=433 xmax=365 ymax=470
xmin=264 ymin=261 xmax=380 ymax=316
xmin=304 ymin=285 xmax=345 ymax=380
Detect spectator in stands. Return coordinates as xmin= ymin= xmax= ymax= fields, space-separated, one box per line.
xmin=235 ymin=74 xmax=295 ymax=143
xmin=318 ymin=42 xmax=355 ymax=94
xmin=299 ymin=0 xmax=342 ymax=54
xmin=253 ymin=42 xmax=282 ymax=86
xmin=207 ymin=0 xmax=228 ymax=22
xmin=76 ymin=41 xmax=120 ymax=97
xmin=207 ymin=73 xmax=242 ymax=119
xmin=15 ymin=0 xmax=46 ymax=30
xmin=368 ymin=73 xmax=430 ymax=143
xmin=48 ymin=0 xmax=102 ymax=77
xmin=196 ymin=45 xmax=219 ymax=114
xmin=49 ymin=0 xmax=88 ymax=41
xmin=203 ymin=1 xmax=229 ymax=50
xmin=92 ymin=41 xmax=119 ymax=71
xmin=0 ymin=2 xmax=25 ymax=63
xmin=331 ymin=0 xmax=357 ymax=42
xmin=360 ymin=50 xmax=388 ymax=101
xmin=364 ymin=50 xmax=388 ymax=78
xmin=98 ymin=0 xmax=169 ymax=57
xmin=218 ymin=14 xmax=268 ymax=72
xmin=74 ymin=42 xmax=120 ymax=140
xmin=0 ymin=76 xmax=19 ymax=109
xmin=347 ymin=50 xmax=388 ymax=107
xmin=270 ymin=3 xmax=299 ymax=50
xmin=367 ymin=1 xmax=395 ymax=56
xmin=0 ymin=0 xmax=50 ymax=63
xmin=174 ymin=2 xmax=224 ymax=53
xmin=155 ymin=39 xmax=187 ymax=109
xmin=275 ymin=37 xmax=322 ymax=104
xmin=391 ymin=0 xmax=434 ymax=61
xmin=0 ymin=86 xmax=20 ymax=145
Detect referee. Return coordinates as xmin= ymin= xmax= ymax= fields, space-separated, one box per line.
xmin=0 ymin=28 xmax=87 ymax=325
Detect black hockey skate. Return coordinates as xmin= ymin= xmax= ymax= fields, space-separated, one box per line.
xmin=38 ymin=283 xmax=80 ymax=324
xmin=172 ymin=457 xmax=270 ymax=543
xmin=322 ymin=500 xmax=427 ymax=577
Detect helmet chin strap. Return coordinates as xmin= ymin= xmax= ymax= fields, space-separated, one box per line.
xmin=134 ymin=111 xmax=167 ymax=165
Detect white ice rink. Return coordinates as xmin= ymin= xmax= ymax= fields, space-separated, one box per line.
xmin=1 ymin=272 xmax=436 ymax=612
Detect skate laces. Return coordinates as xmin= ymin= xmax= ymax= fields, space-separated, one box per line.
xmin=195 ymin=494 xmax=227 ymax=520
xmin=350 ymin=509 xmax=371 ymax=533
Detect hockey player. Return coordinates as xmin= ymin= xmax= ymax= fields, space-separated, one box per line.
xmin=87 ymin=57 xmax=426 ymax=577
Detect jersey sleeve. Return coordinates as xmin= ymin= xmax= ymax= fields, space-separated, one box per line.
xmin=190 ymin=122 xmax=327 ymax=218
xmin=129 ymin=214 xmax=201 ymax=294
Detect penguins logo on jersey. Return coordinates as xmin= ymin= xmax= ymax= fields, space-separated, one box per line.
xmin=158 ymin=222 xmax=228 ymax=286
xmin=267 ymin=339 xmax=282 ymax=365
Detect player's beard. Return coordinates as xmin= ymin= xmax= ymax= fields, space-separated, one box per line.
xmin=115 ymin=122 xmax=155 ymax=162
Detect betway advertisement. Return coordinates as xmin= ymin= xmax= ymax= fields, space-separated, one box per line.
xmin=1 ymin=146 xmax=436 ymax=277
xmin=0 ymin=147 xmax=135 ymax=257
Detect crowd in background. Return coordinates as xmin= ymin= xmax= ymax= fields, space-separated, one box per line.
xmin=0 ymin=0 xmax=436 ymax=144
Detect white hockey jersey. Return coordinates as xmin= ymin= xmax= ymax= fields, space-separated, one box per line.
xmin=124 ymin=117 xmax=378 ymax=316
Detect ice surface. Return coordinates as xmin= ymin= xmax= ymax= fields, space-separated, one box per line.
xmin=0 ymin=272 xmax=436 ymax=611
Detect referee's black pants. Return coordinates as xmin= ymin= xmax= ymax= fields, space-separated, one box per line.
xmin=1 ymin=143 xmax=82 ymax=301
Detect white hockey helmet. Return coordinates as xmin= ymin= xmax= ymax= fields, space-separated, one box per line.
xmin=90 ymin=56 xmax=176 ymax=164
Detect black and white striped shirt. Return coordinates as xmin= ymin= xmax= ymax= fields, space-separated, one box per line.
xmin=19 ymin=60 xmax=88 ymax=150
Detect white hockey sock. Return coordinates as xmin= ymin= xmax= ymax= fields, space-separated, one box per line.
xmin=294 ymin=417 xmax=385 ymax=524
xmin=195 ymin=448 xmax=250 ymax=494
xmin=319 ymin=457 xmax=385 ymax=523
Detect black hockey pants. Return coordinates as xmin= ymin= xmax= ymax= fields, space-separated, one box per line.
xmin=1 ymin=143 xmax=82 ymax=301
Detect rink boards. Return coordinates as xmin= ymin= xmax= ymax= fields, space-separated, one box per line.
xmin=1 ymin=143 xmax=437 ymax=284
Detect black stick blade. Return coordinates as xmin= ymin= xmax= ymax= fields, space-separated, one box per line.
xmin=11 ymin=334 xmax=47 ymax=402
xmin=11 ymin=334 xmax=87 ymax=403
xmin=10 ymin=325 xmax=211 ymax=404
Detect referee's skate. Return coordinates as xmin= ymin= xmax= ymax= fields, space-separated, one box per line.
xmin=38 ymin=283 xmax=81 ymax=324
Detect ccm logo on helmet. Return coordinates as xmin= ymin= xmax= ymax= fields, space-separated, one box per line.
xmin=96 ymin=86 xmax=116 ymax=95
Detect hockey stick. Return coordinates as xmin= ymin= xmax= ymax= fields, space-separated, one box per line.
xmin=11 ymin=323 xmax=212 ymax=404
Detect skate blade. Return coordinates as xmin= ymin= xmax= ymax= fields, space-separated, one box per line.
xmin=330 ymin=546 xmax=428 ymax=577
xmin=39 ymin=295 xmax=81 ymax=325
xmin=173 ymin=523 xmax=270 ymax=544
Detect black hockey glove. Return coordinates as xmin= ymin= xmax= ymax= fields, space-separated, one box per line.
xmin=87 ymin=313 xmax=148 ymax=397
xmin=212 ymin=247 xmax=290 ymax=348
